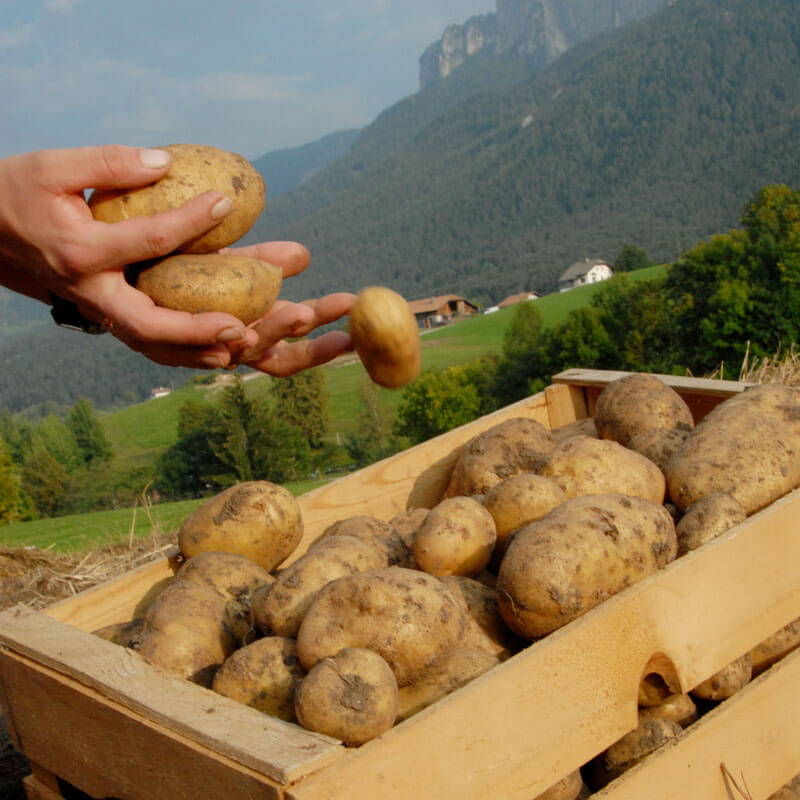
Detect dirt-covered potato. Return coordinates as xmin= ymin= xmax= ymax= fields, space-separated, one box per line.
xmin=134 ymin=253 xmax=282 ymax=323
xmin=316 ymin=515 xmax=411 ymax=567
xmin=388 ymin=507 xmax=430 ymax=549
xmin=349 ymin=286 xmax=421 ymax=388
xmin=767 ymin=774 xmax=800 ymax=800
xmin=211 ymin=636 xmax=304 ymax=721
xmin=92 ymin=618 xmax=146 ymax=649
xmin=690 ymin=653 xmax=753 ymax=701
xmin=666 ymin=383 xmax=800 ymax=513
xmin=261 ymin=534 xmax=388 ymax=638
xmin=674 ymin=491 xmax=747 ymax=556
xmin=551 ymin=416 xmax=598 ymax=445
xmin=540 ymin=435 xmax=666 ymax=504
xmin=533 ymin=769 xmax=587 ymax=800
xmin=497 ymin=493 xmax=677 ymax=638
xmin=445 ymin=418 xmax=557 ymax=499
xmin=88 ymin=143 xmax=265 ymax=253
xmin=396 ymin=647 xmax=499 ymax=722
xmin=412 ymin=496 xmax=497 ymax=578
xmin=482 ymin=473 xmax=567 ymax=566
xmin=295 ymin=648 xmax=398 ymax=746
xmin=135 ymin=578 xmax=238 ymax=686
xmin=178 ymin=481 xmax=303 ymax=571
xmin=627 ymin=427 xmax=691 ymax=475
xmin=441 ymin=575 xmax=520 ymax=660
xmin=640 ymin=693 xmax=698 ymax=728
xmin=585 ymin=716 xmax=682 ymax=789
xmin=749 ymin=617 xmax=800 ymax=676
xmin=296 ymin=566 xmax=467 ymax=686
xmin=594 ymin=373 xmax=694 ymax=446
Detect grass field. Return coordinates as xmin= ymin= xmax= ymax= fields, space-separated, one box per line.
xmin=6 ymin=268 xmax=666 ymax=552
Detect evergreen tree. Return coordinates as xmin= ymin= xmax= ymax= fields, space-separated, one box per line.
xmin=270 ymin=369 xmax=329 ymax=448
xmin=615 ymin=244 xmax=651 ymax=272
xmin=67 ymin=398 xmax=112 ymax=466
xmin=345 ymin=379 xmax=399 ymax=466
xmin=0 ymin=438 xmax=29 ymax=525
xmin=22 ymin=446 xmax=70 ymax=518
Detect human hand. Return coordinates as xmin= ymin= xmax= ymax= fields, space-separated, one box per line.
xmin=223 ymin=240 xmax=355 ymax=375
xmin=0 ymin=145 xmax=258 ymax=368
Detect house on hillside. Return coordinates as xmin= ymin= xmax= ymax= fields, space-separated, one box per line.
xmin=558 ymin=258 xmax=613 ymax=292
xmin=150 ymin=387 xmax=171 ymax=399
xmin=407 ymin=294 xmax=480 ymax=329
xmin=497 ymin=291 xmax=541 ymax=308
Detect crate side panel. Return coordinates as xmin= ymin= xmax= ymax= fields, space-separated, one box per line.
xmin=287 ymin=489 xmax=800 ymax=800
xmin=0 ymin=611 xmax=342 ymax=786
xmin=1 ymin=649 xmax=282 ymax=800
xmin=593 ymin=647 xmax=800 ymax=800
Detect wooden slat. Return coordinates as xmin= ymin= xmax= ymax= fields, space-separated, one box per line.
xmin=0 ymin=612 xmax=342 ymax=786
xmin=1 ymin=650 xmax=283 ymax=800
xmin=594 ymin=647 xmax=800 ymax=800
xmin=23 ymin=775 xmax=64 ymax=800
xmin=287 ymin=489 xmax=800 ymax=800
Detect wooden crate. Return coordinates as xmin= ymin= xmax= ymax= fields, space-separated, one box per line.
xmin=1 ymin=369 xmax=799 ymax=800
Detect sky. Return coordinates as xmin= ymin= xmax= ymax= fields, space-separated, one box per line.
xmin=0 ymin=0 xmax=493 ymax=161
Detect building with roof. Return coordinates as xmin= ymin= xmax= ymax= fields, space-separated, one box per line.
xmin=558 ymin=258 xmax=613 ymax=292
xmin=407 ymin=294 xmax=480 ymax=329
xmin=497 ymin=291 xmax=541 ymax=308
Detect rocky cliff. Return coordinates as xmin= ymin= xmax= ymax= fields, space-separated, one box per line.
xmin=420 ymin=0 xmax=672 ymax=89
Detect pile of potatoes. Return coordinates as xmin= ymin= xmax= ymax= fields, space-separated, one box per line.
xmin=95 ymin=373 xmax=800 ymax=798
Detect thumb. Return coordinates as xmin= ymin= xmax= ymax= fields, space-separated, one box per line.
xmin=48 ymin=145 xmax=173 ymax=193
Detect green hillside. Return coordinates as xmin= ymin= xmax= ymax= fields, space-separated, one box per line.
xmin=245 ymin=0 xmax=800 ymax=307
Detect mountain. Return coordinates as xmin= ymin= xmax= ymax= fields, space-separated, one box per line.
xmin=252 ymin=129 xmax=361 ymax=198
xmin=419 ymin=0 xmax=672 ymax=89
xmin=242 ymin=0 xmax=800 ymax=307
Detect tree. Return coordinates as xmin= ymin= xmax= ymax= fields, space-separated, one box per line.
xmin=215 ymin=378 xmax=254 ymax=482
xmin=270 ymin=369 xmax=329 ymax=448
xmin=345 ymin=378 xmax=400 ymax=466
xmin=395 ymin=366 xmax=482 ymax=444
xmin=0 ymin=438 xmax=29 ymax=525
xmin=614 ymin=244 xmax=651 ymax=272
xmin=22 ymin=446 xmax=70 ymax=518
xmin=67 ymin=398 xmax=112 ymax=466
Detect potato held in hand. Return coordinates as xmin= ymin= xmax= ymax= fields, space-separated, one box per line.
xmin=89 ymin=143 xmax=265 ymax=253
xmin=135 ymin=253 xmax=282 ymax=324
xmin=349 ymin=286 xmax=421 ymax=388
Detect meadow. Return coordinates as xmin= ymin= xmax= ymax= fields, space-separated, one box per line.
xmin=3 ymin=268 xmax=664 ymax=553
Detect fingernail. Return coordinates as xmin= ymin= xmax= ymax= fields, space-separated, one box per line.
xmin=200 ymin=354 xmax=226 ymax=369
xmin=140 ymin=148 xmax=170 ymax=169
xmin=215 ymin=327 xmax=246 ymax=344
xmin=211 ymin=196 xmax=233 ymax=220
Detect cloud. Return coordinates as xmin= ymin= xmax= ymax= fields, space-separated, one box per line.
xmin=0 ymin=23 xmax=34 ymax=51
xmin=45 ymin=0 xmax=84 ymax=12
xmin=200 ymin=71 xmax=312 ymax=103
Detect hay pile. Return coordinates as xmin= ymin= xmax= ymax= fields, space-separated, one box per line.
xmin=0 ymin=533 xmax=176 ymax=613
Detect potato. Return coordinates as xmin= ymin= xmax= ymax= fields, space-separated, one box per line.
xmin=674 ymin=491 xmax=747 ymax=556
xmin=533 ymin=770 xmax=587 ymax=800
xmin=316 ymin=514 xmax=411 ymax=567
xmin=178 ymin=481 xmax=303 ymax=571
xmin=211 ymin=636 xmax=304 ymax=721
xmin=640 ymin=693 xmax=698 ymax=728
xmin=690 ymin=653 xmax=752 ymax=701
xmin=441 ymin=575 xmax=521 ymax=660
xmin=134 ymin=253 xmax=282 ymax=324
xmin=767 ymin=775 xmax=800 ymax=800
xmin=637 ymin=672 xmax=673 ymax=707
xmin=666 ymin=384 xmax=800 ymax=513
xmin=412 ymin=497 xmax=497 ymax=578
xmin=88 ymin=143 xmax=265 ymax=253
xmin=349 ymin=286 xmax=421 ymax=388
xmin=749 ymin=617 xmax=800 ymax=676
xmin=482 ymin=473 xmax=567 ymax=566
xmin=135 ymin=578 xmax=237 ymax=686
xmin=585 ymin=716 xmax=682 ymax=789
xmin=540 ymin=435 xmax=666 ymax=505
xmin=396 ymin=647 xmax=499 ymax=721
xmin=445 ymin=418 xmax=557 ymax=499
xmin=627 ymin=427 xmax=691 ymax=475
xmin=92 ymin=618 xmax=146 ymax=649
xmin=594 ymin=373 xmax=694 ymax=446
xmin=176 ymin=551 xmax=274 ymax=644
xmin=294 ymin=648 xmax=398 ymax=746
xmin=497 ymin=493 xmax=677 ymax=638
xmin=388 ymin=507 xmax=430 ymax=549
xmin=551 ymin=416 xmax=598 ymax=445
xmin=296 ymin=566 xmax=467 ymax=686
xmin=261 ymin=534 xmax=389 ymax=638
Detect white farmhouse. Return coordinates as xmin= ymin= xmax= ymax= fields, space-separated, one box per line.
xmin=557 ymin=258 xmax=614 ymax=292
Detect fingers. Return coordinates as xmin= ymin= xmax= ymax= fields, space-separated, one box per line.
xmin=44 ymin=145 xmax=173 ymax=192
xmin=86 ymin=191 xmax=232 ymax=266
xmin=224 ymin=241 xmax=311 ymax=277
xmin=245 ymin=331 xmax=354 ymax=377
